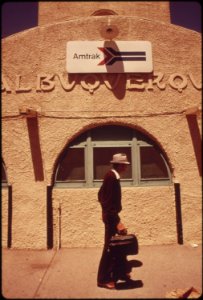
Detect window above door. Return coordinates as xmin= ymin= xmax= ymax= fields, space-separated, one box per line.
xmin=54 ymin=125 xmax=172 ymax=188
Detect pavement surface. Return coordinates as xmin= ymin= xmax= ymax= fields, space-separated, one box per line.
xmin=1 ymin=244 xmax=202 ymax=299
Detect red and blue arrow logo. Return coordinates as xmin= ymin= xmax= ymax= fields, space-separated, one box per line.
xmin=98 ymin=47 xmax=146 ymax=65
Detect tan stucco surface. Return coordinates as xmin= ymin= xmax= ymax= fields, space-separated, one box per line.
xmin=52 ymin=186 xmax=177 ymax=248
xmin=2 ymin=15 xmax=202 ymax=249
xmin=38 ymin=1 xmax=170 ymax=25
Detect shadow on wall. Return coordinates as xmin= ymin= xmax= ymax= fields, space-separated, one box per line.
xmin=26 ymin=117 xmax=44 ymax=181
xmin=103 ymin=40 xmax=126 ymax=100
xmin=186 ymin=115 xmax=202 ymax=176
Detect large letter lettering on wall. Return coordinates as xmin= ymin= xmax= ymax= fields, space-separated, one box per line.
xmin=168 ymin=73 xmax=188 ymax=93
xmin=1 ymin=75 xmax=12 ymax=93
xmin=15 ymin=75 xmax=32 ymax=92
xmin=1 ymin=72 xmax=202 ymax=94
xmin=36 ymin=74 xmax=55 ymax=92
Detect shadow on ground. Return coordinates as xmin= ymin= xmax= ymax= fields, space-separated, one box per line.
xmin=116 ymin=259 xmax=144 ymax=290
xmin=116 ymin=279 xmax=143 ymax=290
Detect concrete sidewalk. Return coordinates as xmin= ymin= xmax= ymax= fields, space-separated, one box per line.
xmin=1 ymin=244 xmax=202 ymax=299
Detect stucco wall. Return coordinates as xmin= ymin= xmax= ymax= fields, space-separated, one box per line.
xmin=2 ymin=15 xmax=201 ymax=249
xmin=52 ymin=186 xmax=177 ymax=248
xmin=38 ymin=1 xmax=170 ymax=25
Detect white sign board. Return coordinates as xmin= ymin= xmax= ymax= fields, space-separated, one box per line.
xmin=66 ymin=41 xmax=153 ymax=73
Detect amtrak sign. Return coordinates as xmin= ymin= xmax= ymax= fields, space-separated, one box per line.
xmin=66 ymin=41 xmax=153 ymax=73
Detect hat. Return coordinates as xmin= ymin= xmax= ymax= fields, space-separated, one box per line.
xmin=110 ymin=153 xmax=130 ymax=164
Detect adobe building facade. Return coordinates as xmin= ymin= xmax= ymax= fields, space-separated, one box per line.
xmin=2 ymin=2 xmax=202 ymax=249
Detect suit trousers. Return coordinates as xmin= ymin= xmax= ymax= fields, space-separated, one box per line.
xmin=97 ymin=221 xmax=128 ymax=284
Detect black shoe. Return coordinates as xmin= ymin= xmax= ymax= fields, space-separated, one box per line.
xmin=118 ymin=273 xmax=132 ymax=281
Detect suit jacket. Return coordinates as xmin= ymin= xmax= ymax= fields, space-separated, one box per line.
xmin=98 ymin=170 xmax=122 ymax=225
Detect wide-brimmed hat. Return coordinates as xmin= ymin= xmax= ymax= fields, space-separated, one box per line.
xmin=110 ymin=153 xmax=130 ymax=164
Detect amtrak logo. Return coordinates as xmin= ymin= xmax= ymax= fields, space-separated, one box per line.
xmin=98 ymin=47 xmax=146 ymax=66
xmin=67 ymin=41 xmax=153 ymax=73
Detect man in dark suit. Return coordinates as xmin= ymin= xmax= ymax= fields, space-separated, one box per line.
xmin=97 ymin=153 xmax=131 ymax=289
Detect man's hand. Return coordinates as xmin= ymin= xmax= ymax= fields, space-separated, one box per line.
xmin=117 ymin=222 xmax=127 ymax=235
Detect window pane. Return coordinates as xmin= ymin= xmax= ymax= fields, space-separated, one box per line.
xmin=56 ymin=148 xmax=85 ymax=181
xmin=91 ymin=125 xmax=133 ymax=141
xmin=69 ymin=132 xmax=87 ymax=147
xmin=140 ymin=147 xmax=169 ymax=179
xmin=93 ymin=147 xmax=132 ymax=180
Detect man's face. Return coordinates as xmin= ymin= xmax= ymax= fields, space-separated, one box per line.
xmin=117 ymin=164 xmax=128 ymax=173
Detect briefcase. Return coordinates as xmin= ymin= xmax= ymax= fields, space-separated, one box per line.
xmin=109 ymin=234 xmax=138 ymax=256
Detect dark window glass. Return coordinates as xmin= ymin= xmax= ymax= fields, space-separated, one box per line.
xmin=56 ymin=148 xmax=85 ymax=181
xmin=93 ymin=147 xmax=132 ymax=180
xmin=91 ymin=125 xmax=133 ymax=141
xmin=69 ymin=132 xmax=87 ymax=147
xmin=140 ymin=147 xmax=169 ymax=179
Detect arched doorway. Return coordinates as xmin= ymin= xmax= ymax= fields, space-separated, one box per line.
xmin=51 ymin=124 xmax=176 ymax=248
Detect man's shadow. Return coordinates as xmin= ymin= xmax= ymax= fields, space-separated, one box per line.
xmin=102 ymin=40 xmax=126 ymax=100
xmin=115 ymin=259 xmax=144 ymax=290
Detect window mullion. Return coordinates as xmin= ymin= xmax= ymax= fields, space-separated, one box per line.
xmin=86 ymin=132 xmax=93 ymax=187
xmin=132 ymin=135 xmax=139 ymax=185
xmin=137 ymin=144 xmax=142 ymax=185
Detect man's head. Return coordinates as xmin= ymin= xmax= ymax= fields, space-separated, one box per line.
xmin=110 ymin=153 xmax=130 ymax=174
xmin=110 ymin=153 xmax=130 ymax=165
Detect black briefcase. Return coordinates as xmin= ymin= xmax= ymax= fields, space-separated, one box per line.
xmin=109 ymin=234 xmax=138 ymax=256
